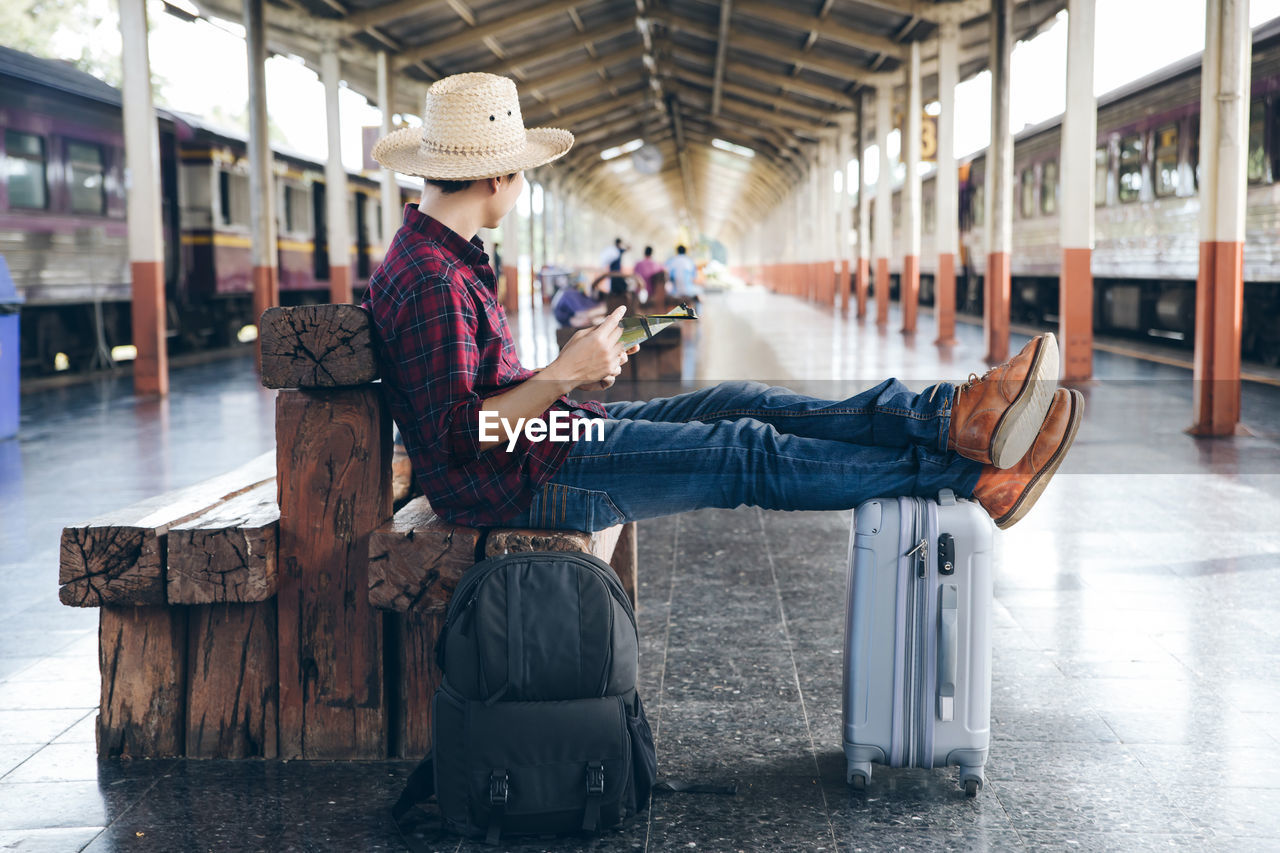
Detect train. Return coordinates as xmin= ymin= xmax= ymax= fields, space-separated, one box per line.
xmin=0 ymin=45 xmax=412 ymax=375
xmin=880 ymin=16 xmax=1280 ymax=364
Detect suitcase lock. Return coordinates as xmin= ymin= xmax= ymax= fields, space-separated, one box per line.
xmin=938 ymin=533 xmax=955 ymax=575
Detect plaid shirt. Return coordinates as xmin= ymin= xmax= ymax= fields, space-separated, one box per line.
xmin=364 ymin=205 xmax=607 ymax=526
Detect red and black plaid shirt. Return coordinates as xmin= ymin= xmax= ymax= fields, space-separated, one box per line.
xmin=363 ymin=205 xmax=607 ymax=526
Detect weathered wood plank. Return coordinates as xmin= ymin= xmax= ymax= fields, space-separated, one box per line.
xmin=275 ymin=388 xmax=389 ymax=759
xmin=98 ymin=605 xmax=187 ymax=758
xmin=167 ymin=482 xmax=279 ymax=604
xmin=368 ymin=496 xmax=624 ymax=614
xmin=367 ymin=497 xmax=481 ymax=614
xmin=60 ymin=453 xmax=275 ymax=607
xmin=259 ymin=304 xmax=378 ymax=390
xmin=186 ymin=602 xmax=278 ymax=759
xmin=389 ymin=611 xmax=444 ymax=758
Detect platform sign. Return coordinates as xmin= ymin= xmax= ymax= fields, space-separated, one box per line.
xmin=897 ymin=112 xmax=938 ymax=162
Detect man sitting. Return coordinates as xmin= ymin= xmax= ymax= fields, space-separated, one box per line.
xmin=364 ymin=72 xmax=1083 ymax=533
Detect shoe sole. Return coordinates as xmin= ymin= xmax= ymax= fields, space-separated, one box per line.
xmin=995 ymin=389 xmax=1084 ymax=530
xmin=988 ymin=334 xmax=1059 ymax=469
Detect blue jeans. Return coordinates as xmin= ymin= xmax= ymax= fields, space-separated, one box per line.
xmin=503 ymin=380 xmax=984 ymax=533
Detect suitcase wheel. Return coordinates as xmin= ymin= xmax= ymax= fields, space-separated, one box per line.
xmin=847 ymin=761 xmax=872 ymax=790
xmin=963 ymin=779 xmax=980 ymax=798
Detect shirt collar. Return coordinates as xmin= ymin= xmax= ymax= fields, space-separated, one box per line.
xmin=402 ymin=204 xmax=490 ymax=269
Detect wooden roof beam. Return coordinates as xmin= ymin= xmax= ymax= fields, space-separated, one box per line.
xmin=657 ymin=12 xmax=877 ymax=88
xmin=723 ymin=59 xmax=855 ymax=108
xmin=710 ymin=0 xmax=733 ymax=116
xmin=473 ymin=18 xmax=637 ymax=78
xmin=392 ymin=0 xmax=581 ymax=68
xmin=734 ymin=0 xmax=905 ymax=59
xmin=669 ymin=66 xmax=832 ymax=122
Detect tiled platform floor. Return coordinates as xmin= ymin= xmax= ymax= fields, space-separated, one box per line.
xmin=3 ymin=287 xmax=1280 ymax=851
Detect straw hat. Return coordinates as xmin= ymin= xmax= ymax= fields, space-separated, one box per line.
xmin=372 ymin=72 xmax=573 ymax=181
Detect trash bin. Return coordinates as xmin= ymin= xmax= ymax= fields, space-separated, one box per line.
xmin=0 ymin=255 xmax=22 ymax=441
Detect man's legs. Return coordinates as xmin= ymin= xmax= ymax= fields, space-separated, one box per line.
xmin=503 ymin=413 xmax=982 ymax=533
xmin=604 ymin=379 xmax=954 ymax=452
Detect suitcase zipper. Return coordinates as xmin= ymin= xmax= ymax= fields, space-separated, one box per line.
xmin=903 ymin=499 xmax=929 ymax=768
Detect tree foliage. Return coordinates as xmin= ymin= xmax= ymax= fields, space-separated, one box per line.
xmin=0 ymin=0 xmax=124 ymax=87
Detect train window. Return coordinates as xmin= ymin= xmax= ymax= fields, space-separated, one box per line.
xmin=1154 ymin=124 xmax=1179 ymax=197
xmin=218 ymin=169 xmax=250 ymax=226
xmin=4 ymin=130 xmax=48 ymax=210
xmin=1118 ymin=134 xmax=1143 ymax=203
xmin=67 ymin=141 xmax=105 ymax=215
xmin=1247 ymin=97 xmax=1267 ymax=184
xmin=219 ymin=171 xmax=231 ymax=226
xmin=1041 ymin=160 xmax=1058 ymax=215
xmin=1095 ymin=147 xmax=1108 ymax=206
xmin=284 ymin=185 xmax=310 ymax=233
xmin=1019 ymin=168 xmax=1036 ymax=218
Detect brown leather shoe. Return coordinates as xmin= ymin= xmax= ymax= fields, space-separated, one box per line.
xmin=950 ymin=333 xmax=1059 ymax=469
xmin=974 ymin=388 xmax=1083 ymax=530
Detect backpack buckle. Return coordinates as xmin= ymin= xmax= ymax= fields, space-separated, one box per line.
xmin=489 ymin=770 xmax=509 ymax=806
xmin=586 ymin=762 xmax=605 ymax=796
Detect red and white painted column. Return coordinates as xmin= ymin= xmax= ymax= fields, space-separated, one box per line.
xmin=322 ymin=43 xmax=352 ymax=304
xmin=1059 ymin=0 xmax=1096 ymax=381
xmin=901 ymin=40 xmax=922 ymax=335
xmin=874 ymin=83 xmax=893 ymax=327
xmin=985 ymin=0 xmax=1014 ymax=363
xmin=1192 ymin=0 xmax=1251 ymax=435
xmin=245 ymin=0 xmax=278 ymax=340
xmin=934 ymin=19 xmax=960 ymax=346
xmin=119 ymin=0 xmax=167 ymax=396
xmin=377 ymin=51 xmax=401 ymax=259
xmin=837 ymin=113 xmax=854 ymax=315
xmin=856 ymin=91 xmax=870 ymax=319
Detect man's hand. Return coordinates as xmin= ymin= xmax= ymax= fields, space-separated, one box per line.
xmin=542 ymin=306 xmax=633 ymax=392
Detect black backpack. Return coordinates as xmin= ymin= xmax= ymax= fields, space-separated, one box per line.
xmin=393 ymin=550 xmax=658 ymax=846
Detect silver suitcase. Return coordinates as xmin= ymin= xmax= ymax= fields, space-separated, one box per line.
xmin=842 ymin=489 xmax=995 ymax=796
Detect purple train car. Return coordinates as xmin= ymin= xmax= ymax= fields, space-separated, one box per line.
xmin=0 ymin=45 xmax=413 ymax=376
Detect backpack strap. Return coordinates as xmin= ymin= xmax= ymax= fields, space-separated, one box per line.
xmin=485 ymin=768 xmax=509 ymax=846
xmin=391 ymin=753 xmax=445 ymax=853
xmin=582 ymin=761 xmax=606 ymax=832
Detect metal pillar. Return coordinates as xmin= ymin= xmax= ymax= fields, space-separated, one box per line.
xmin=119 ymin=0 xmax=167 ymax=396
xmin=837 ymin=114 xmax=853 ymax=315
xmin=902 ymin=39 xmax=922 ymax=334
xmin=935 ymin=20 xmax=960 ymax=346
xmin=985 ymin=0 xmax=1014 ymax=362
xmin=322 ymin=43 xmax=352 ymax=304
xmin=874 ymin=83 xmax=893 ymax=326
xmin=377 ymin=51 xmax=400 ymax=251
xmin=244 ymin=0 xmax=278 ymax=345
xmin=1059 ymin=0 xmax=1096 ymax=380
xmin=1192 ymin=0 xmax=1251 ymax=435
xmin=856 ymin=91 xmax=870 ymax=319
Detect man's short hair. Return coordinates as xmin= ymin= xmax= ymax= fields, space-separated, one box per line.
xmin=425 ymin=173 xmax=517 ymax=194
xmin=676 ymin=245 xmax=687 ymax=255
xmin=643 ymin=246 xmax=653 ymax=257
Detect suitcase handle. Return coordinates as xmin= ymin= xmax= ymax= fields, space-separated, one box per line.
xmin=938 ymin=583 xmax=958 ymax=722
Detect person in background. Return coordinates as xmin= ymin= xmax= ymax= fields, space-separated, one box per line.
xmin=599 ymin=237 xmax=629 ymax=295
xmin=632 ymin=246 xmax=663 ymax=302
xmin=551 ymin=274 xmax=608 ymax=328
xmin=492 ymin=242 xmax=503 ymax=285
xmin=665 ymin=244 xmax=699 ymax=303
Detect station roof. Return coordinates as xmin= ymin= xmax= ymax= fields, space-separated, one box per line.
xmin=186 ymin=0 xmax=1066 ymax=245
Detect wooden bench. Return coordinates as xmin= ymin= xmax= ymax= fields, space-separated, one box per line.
xmin=58 ymin=303 xmax=637 ymax=761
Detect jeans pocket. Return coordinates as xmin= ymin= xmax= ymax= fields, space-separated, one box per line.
xmin=528 ymin=482 xmax=625 ymax=532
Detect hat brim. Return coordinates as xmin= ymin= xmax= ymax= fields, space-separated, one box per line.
xmin=371 ymin=126 xmax=574 ymax=180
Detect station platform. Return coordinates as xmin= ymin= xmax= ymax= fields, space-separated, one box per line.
xmin=3 ymin=285 xmax=1280 ymax=851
